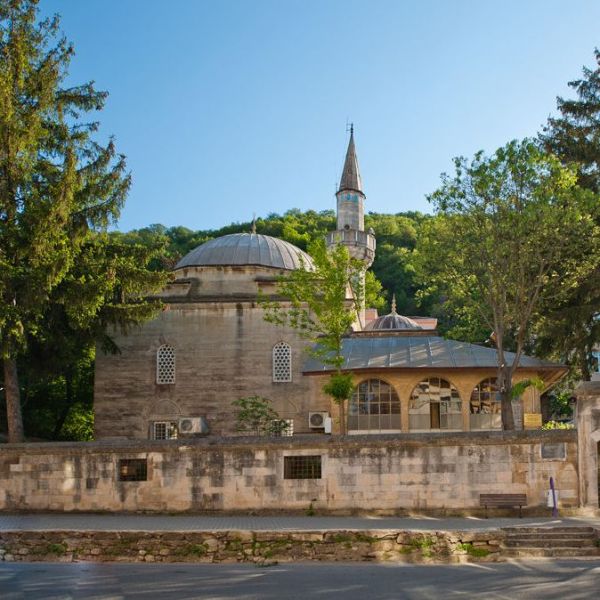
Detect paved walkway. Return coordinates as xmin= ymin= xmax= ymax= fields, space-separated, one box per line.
xmin=0 ymin=513 xmax=598 ymax=532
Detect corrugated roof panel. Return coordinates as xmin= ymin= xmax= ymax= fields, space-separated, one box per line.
xmin=302 ymin=335 xmax=564 ymax=372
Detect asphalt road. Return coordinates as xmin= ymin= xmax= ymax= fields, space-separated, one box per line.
xmin=1 ymin=560 xmax=599 ymax=599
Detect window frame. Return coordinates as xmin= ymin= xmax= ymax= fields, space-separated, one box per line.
xmin=156 ymin=344 xmax=176 ymax=385
xmin=348 ymin=378 xmax=401 ymax=432
xmin=408 ymin=377 xmax=462 ymax=431
xmin=272 ymin=341 xmax=292 ymax=383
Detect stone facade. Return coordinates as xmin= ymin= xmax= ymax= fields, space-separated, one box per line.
xmin=94 ymin=266 xmax=325 ymax=440
xmin=0 ymin=431 xmax=578 ymax=513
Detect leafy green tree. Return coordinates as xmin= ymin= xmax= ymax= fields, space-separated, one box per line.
xmin=262 ymin=239 xmax=364 ymax=434
xmin=232 ymin=395 xmax=288 ymax=436
xmin=0 ymin=1 xmax=127 ymax=441
xmin=422 ymin=140 xmax=599 ymax=429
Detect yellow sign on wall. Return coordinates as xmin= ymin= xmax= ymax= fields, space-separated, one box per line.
xmin=523 ymin=413 xmax=543 ymax=429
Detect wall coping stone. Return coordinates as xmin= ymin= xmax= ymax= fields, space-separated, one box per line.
xmin=0 ymin=429 xmax=576 ymax=456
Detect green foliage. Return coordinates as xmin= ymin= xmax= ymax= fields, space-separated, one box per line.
xmin=232 ymin=395 xmax=287 ymax=437
xmin=59 ymin=402 xmax=94 ymax=441
xmin=548 ymin=389 xmax=574 ymax=418
xmin=421 ymin=139 xmax=599 ymax=429
xmin=541 ymin=420 xmax=574 ymax=430
xmin=261 ymin=238 xmax=367 ymax=433
xmin=537 ymin=49 xmax=600 ymax=378
xmin=322 ymin=373 xmax=354 ymax=404
xmin=0 ymin=1 xmax=140 ymax=441
xmin=541 ymin=48 xmax=600 ymax=193
xmin=510 ymin=378 xmax=545 ymax=401
xmin=455 ymin=542 xmax=490 ymax=558
xmin=0 ymin=3 xmax=169 ymax=440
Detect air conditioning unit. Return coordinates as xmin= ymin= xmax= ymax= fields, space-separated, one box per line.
xmin=309 ymin=411 xmax=329 ymax=429
xmin=178 ymin=416 xmax=209 ymax=435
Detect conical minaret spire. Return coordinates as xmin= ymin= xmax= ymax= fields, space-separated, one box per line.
xmin=339 ymin=125 xmax=363 ymax=194
xmin=326 ymin=126 xmax=376 ymax=330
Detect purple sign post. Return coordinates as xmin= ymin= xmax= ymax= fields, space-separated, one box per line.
xmin=549 ymin=476 xmax=558 ymax=518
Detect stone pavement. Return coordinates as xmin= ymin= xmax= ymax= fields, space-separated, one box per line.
xmin=0 ymin=513 xmax=599 ymax=532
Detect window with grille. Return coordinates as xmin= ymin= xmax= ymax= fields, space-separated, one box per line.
xmin=118 ymin=459 xmax=147 ymax=481
xmin=272 ymin=342 xmax=292 ymax=382
xmin=284 ymin=455 xmax=321 ymax=479
xmin=270 ymin=418 xmax=294 ymax=437
xmin=152 ymin=421 xmax=178 ymax=440
xmin=156 ymin=344 xmax=175 ymax=384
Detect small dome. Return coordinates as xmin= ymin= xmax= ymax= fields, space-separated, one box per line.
xmin=175 ymin=233 xmax=313 ymax=271
xmin=365 ymin=313 xmax=423 ymax=331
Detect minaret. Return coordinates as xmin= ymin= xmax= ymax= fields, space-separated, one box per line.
xmin=326 ymin=126 xmax=376 ymax=329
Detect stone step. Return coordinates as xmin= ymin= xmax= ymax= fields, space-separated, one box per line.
xmin=504 ymin=539 xmax=597 ymax=548
xmin=502 ymin=527 xmax=595 ymax=534
xmin=503 ymin=547 xmax=600 ymax=558
xmin=504 ymin=533 xmax=597 ymax=541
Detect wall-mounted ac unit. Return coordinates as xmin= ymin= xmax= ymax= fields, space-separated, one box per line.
xmin=178 ymin=416 xmax=209 ymax=435
xmin=308 ymin=411 xmax=329 ymax=429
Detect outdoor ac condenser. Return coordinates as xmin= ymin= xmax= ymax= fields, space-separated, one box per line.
xmin=308 ymin=411 xmax=329 ymax=429
xmin=178 ymin=416 xmax=209 ymax=435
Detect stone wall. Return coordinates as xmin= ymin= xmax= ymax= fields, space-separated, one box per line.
xmin=0 ymin=430 xmax=578 ymax=513
xmin=0 ymin=529 xmax=506 ymax=564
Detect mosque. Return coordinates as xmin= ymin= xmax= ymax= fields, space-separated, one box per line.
xmin=94 ymin=131 xmax=567 ymax=440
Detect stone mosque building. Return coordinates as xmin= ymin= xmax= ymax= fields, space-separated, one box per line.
xmin=94 ymin=131 xmax=567 ymax=440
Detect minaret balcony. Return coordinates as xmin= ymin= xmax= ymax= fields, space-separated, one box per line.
xmin=326 ymin=229 xmax=376 ymax=265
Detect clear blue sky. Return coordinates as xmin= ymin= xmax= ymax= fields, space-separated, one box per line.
xmin=48 ymin=0 xmax=600 ymax=232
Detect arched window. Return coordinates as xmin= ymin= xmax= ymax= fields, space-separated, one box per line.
xmin=272 ymin=342 xmax=292 ymax=382
xmin=470 ymin=378 xmax=502 ymax=430
xmin=156 ymin=344 xmax=175 ymax=384
xmin=348 ymin=379 xmax=401 ymax=432
xmin=409 ymin=377 xmax=462 ymax=430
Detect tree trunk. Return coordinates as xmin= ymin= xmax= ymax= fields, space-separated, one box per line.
xmin=52 ymin=370 xmax=74 ymax=439
xmin=338 ymin=399 xmax=346 ymax=435
xmin=3 ymin=357 xmax=24 ymax=443
xmin=498 ymin=366 xmax=515 ymax=431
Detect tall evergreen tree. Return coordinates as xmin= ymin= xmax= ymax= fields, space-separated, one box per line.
xmin=542 ymin=48 xmax=600 ymax=192
xmin=538 ymin=49 xmax=600 ymax=377
xmin=0 ymin=1 xmax=129 ymax=442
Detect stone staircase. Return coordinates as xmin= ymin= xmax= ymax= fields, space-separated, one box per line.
xmin=502 ymin=527 xmax=600 ymax=558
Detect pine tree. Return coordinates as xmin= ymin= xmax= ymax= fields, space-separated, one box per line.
xmin=538 ymin=49 xmax=600 ymax=377
xmin=0 ymin=1 xmax=129 ymax=442
xmin=542 ymin=48 xmax=600 ymax=192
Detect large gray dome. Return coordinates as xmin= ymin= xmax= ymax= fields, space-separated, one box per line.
xmin=175 ymin=233 xmax=314 ymax=271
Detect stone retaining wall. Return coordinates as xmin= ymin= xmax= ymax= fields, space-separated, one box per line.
xmin=0 ymin=430 xmax=578 ymax=512
xmin=0 ymin=529 xmax=506 ymax=564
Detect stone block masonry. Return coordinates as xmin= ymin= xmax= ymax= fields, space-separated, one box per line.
xmin=0 ymin=529 xmax=510 ymax=564
xmin=0 ymin=430 xmax=578 ymax=513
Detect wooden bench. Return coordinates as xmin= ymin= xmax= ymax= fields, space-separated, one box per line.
xmin=480 ymin=494 xmax=527 ymax=518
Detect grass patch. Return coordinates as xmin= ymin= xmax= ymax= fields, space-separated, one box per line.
xmin=455 ymin=542 xmax=490 ymax=558
xmin=410 ymin=536 xmax=436 ymax=558
xmin=173 ymin=544 xmax=207 ymax=557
